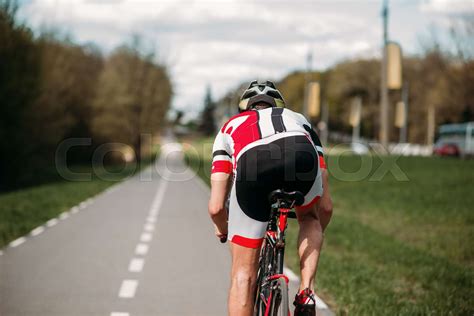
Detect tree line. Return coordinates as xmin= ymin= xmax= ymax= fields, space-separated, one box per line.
xmin=0 ymin=1 xmax=172 ymax=191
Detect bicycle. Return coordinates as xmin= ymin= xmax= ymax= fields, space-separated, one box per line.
xmin=253 ymin=189 xmax=304 ymax=316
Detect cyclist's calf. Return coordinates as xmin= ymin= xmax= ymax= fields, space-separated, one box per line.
xmin=229 ymin=244 xmax=260 ymax=315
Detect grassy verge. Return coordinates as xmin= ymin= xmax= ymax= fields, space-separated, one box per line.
xmin=0 ymin=155 xmax=157 ymax=248
xmin=183 ymin=139 xmax=474 ymax=315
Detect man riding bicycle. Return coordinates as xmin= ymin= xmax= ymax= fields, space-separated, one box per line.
xmin=208 ymin=80 xmax=333 ymax=316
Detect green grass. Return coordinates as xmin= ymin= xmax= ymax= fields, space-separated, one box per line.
xmin=0 ymin=158 xmax=156 ymax=248
xmin=184 ymin=141 xmax=474 ymax=315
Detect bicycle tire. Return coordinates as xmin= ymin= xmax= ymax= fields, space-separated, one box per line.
xmin=255 ymin=241 xmax=273 ymax=315
xmin=269 ymin=277 xmax=289 ymax=316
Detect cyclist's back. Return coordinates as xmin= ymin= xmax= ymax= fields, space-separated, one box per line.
xmin=212 ymin=104 xmax=325 ymax=248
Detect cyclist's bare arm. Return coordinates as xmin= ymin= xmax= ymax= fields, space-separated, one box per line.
xmin=319 ymin=168 xmax=333 ymax=231
xmin=209 ymin=172 xmax=231 ymax=239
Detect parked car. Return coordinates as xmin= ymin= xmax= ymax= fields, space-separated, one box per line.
xmin=433 ymin=122 xmax=474 ymax=158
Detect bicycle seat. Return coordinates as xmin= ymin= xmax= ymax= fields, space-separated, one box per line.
xmin=268 ymin=189 xmax=304 ymax=207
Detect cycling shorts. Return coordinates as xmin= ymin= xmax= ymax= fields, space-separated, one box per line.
xmin=228 ymin=134 xmax=323 ymax=248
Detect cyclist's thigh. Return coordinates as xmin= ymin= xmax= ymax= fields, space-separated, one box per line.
xmin=227 ymin=182 xmax=268 ymax=249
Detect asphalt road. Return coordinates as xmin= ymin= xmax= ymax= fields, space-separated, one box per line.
xmin=0 ymin=139 xmax=331 ymax=316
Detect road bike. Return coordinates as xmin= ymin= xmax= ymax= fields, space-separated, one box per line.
xmin=254 ymin=189 xmax=304 ymax=316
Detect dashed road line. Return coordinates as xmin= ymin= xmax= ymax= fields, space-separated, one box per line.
xmin=70 ymin=206 xmax=79 ymax=214
xmin=46 ymin=218 xmax=59 ymax=227
xmin=30 ymin=226 xmax=45 ymax=237
xmin=113 ymin=148 xmax=170 ymax=313
xmin=135 ymin=243 xmax=149 ymax=255
xmin=128 ymin=258 xmax=145 ymax=273
xmin=140 ymin=232 xmax=153 ymax=243
xmin=118 ymin=280 xmax=138 ymax=298
xmin=0 ymin=250 xmax=3 ymax=256
xmin=143 ymin=223 xmax=155 ymax=232
xmin=145 ymin=216 xmax=156 ymax=223
xmin=9 ymin=237 xmax=26 ymax=248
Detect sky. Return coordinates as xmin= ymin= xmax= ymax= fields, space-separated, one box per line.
xmin=18 ymin=0 xmax=474 ymax=117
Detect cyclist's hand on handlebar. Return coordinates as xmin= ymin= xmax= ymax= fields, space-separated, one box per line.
xmin=214 ymin=224 xmax=228 ymax=243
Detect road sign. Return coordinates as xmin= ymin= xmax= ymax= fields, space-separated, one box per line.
xmin=387 ymin=42 xmax=402 ymax=90
xmin=350 ymin=97 xmax=362 ymax=127
xmin=307 ymin=82 xmax=320 ymax=117
xmin=395 ymin=101 xmax=406 ymax=128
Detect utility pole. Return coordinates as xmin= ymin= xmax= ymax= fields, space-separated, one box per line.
xmin=380 ymin=0 xmax=389 ymax=147
xmin=303 ymin=50 xmax=312 ymax=118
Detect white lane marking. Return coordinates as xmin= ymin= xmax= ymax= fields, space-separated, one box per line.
xmin=146 ymin=216 xmax=156 ymax=223
xmin=143 ymin=223 xmax=155 ymax=232
xmin=0 ymin=250 xmax=3 ymax=256
xmin=110 ymin=313 xmax=129 ymax=316
xmin=140 ymin=232 xmax=152 ymax=242
xmin=149 ymin=209 xmax=158 ymax=216
xmin=9 ymin=237 xmax=26 ymax=248
xmin=135 ymin=243 xmax=149 ymax=255
xmin=30 ymin=226 xmax=45 ymax=237
xmin=128 ymin=258 xmax=145 ymax=272
xmin=46 ymin=218 xmax=58 ymax=227
xmin=118 ymin=280 xmax=138 ymax=298
xmin=79 ymin=202 xmax=87 ymax=209
xmin=59 ymin=212 xmax=69 ymax=220
xmin=71 ymin=206 xmax=79 ymax=214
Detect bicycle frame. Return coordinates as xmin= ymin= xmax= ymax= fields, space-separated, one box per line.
xmin=255 ymin=200 xmax=296 ymax=316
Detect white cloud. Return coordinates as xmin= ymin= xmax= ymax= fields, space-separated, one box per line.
xmin=18 ymin=0 xmax=457 ymax=115
xmin=420 ymin=0 xmax=474 ymax=14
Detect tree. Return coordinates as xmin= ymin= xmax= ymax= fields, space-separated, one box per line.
xmin=0 ymin=0 xmax=40 ymax=189
xmin=199 ymin=85 xmax=216 ymax=136
xmin=92 ymin=41 xmax=172 ymax=162
xmin=24 ymin=37 xmax=104 ymax=163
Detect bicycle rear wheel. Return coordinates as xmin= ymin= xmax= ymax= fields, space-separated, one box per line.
xmin=255 ymin=241 xmax=273 ymax=315
xmin=267 ymin=277 xmax=289 ymax=316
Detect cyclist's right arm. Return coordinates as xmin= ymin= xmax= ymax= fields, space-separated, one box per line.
xmin=208 ymin=127 xmax=233 ymax=240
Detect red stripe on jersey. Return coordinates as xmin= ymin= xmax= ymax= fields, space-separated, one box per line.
xmin=211 ymin=161 xmax=232 ymax=174
xmin=221 ymin=110 xmax=256 ymax=132
xmin=319 ymin=156 xmax=327 ymax=169
xmin=231 ymin=235 xmax=264 ymax=248
xmin=230 ymin=111 xmax=261 ymax=158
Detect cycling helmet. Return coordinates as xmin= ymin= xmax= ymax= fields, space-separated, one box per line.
xmin=238 ymin=80 xmax=285 ymax=112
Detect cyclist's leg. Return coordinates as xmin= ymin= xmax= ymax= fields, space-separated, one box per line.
xmin=229 ymin=243 xmax=260 ymax=316
xmin=294 ymin=151 xmax=324 ymax=292
xmin=295 ymin=201 xmax=323 ymax=292
xmin=227 ymin=143 xmax=274 ymax=315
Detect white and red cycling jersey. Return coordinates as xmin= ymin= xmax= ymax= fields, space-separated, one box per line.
xmin=211 ymin=107 xmax=326 ymax=175
xmin=210 ymin=107 xmax=327 ymax=248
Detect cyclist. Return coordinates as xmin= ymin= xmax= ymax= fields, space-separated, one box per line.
xmin=208 ymin=80 xmax=333 ymax=316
